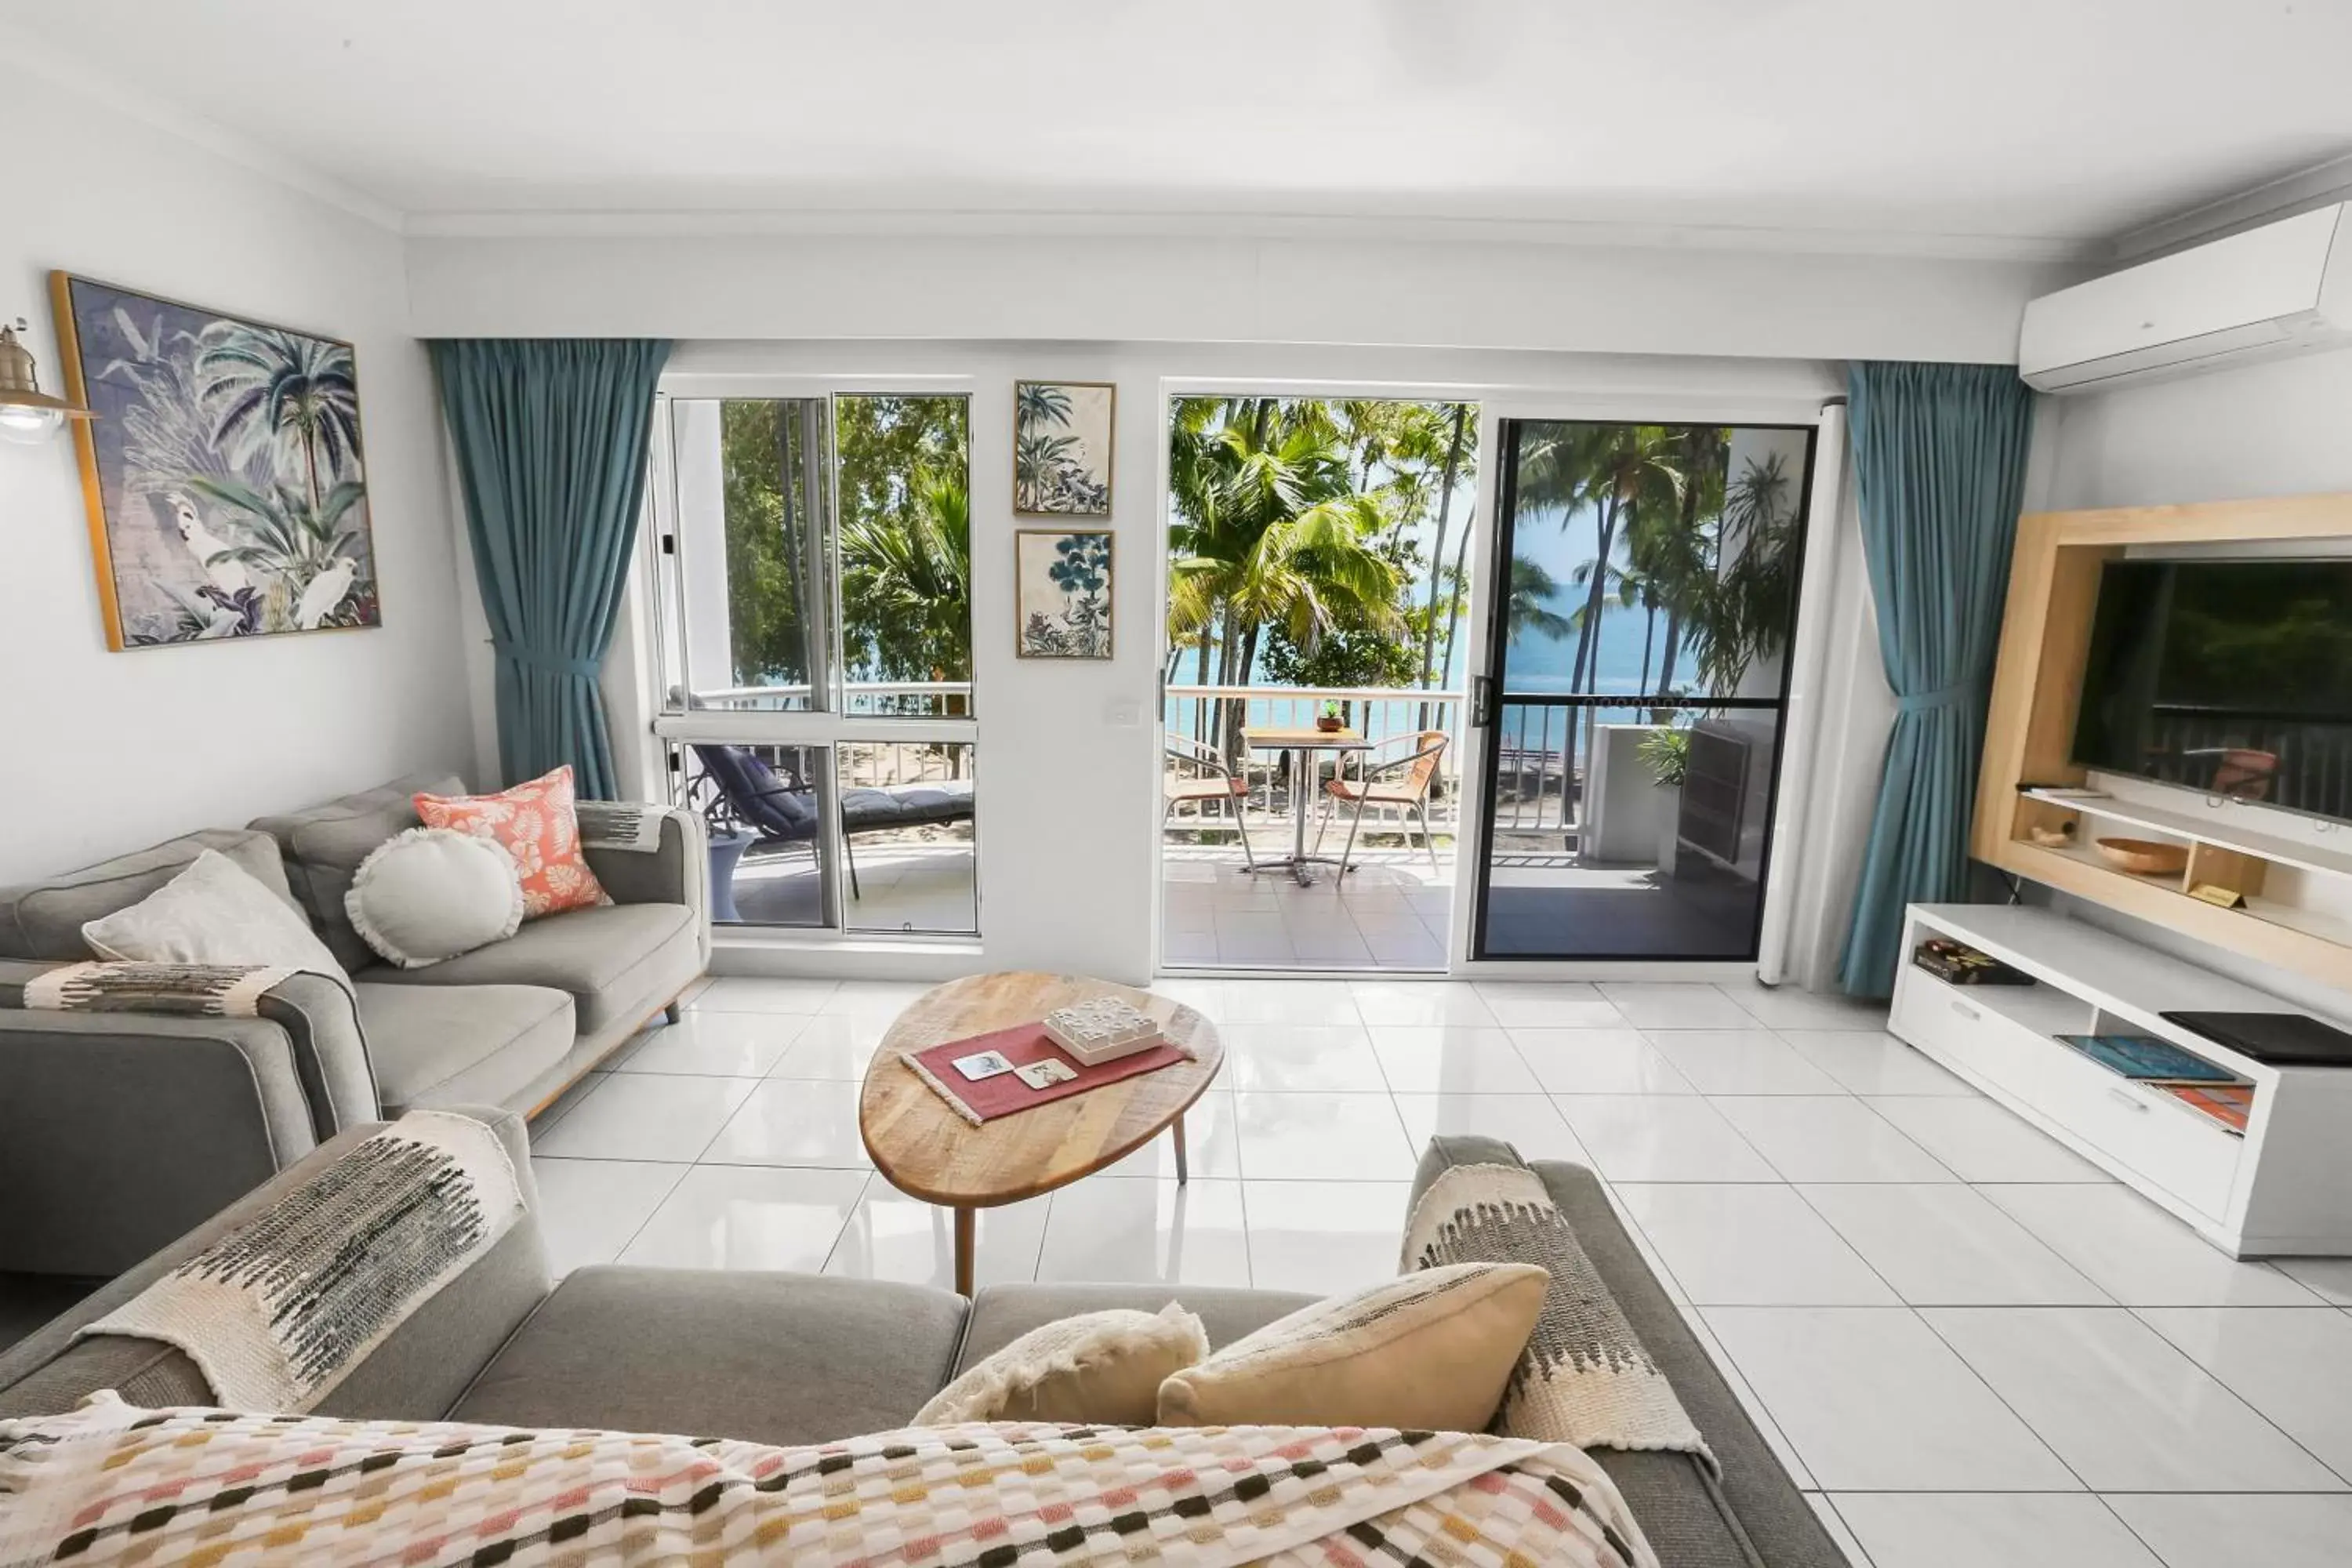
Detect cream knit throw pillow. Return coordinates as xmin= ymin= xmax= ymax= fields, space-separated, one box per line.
xmin=1156 ymin=1262 xmax=1548 ymax=1432
xmin=916 ymin=1304 xmax=1208 ymax=1427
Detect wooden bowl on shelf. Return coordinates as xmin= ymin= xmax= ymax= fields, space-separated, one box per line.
xmin=2095 ymin=837 xmax=2189 ymax=877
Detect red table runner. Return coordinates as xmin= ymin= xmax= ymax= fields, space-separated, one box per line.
xmin=902 ymin=1022 xmax=1190 ymax=1125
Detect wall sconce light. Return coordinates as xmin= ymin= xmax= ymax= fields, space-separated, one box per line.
xmin=0 ymin=317 xmax=95 ymax=445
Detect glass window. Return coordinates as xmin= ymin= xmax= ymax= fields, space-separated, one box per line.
xmin=836 ymin=395 xmax=971 ymax=718
xmin=672 ymin=740 xmax=833 ymax=928
xmin=652 ymin=390 xmax=977 ymax=936
xmin=838 ymin=741 xmax=976 ymax=935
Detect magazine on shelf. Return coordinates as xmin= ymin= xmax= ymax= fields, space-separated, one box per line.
xmin=2154 ymin=1081 xmax=2252 ymax=1134
xmin=2056 ymin=1034 xmax=2240 ymax=1083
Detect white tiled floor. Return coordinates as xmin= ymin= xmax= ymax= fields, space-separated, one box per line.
xmin=527 ymin=973 xmax=2352 ymax=1567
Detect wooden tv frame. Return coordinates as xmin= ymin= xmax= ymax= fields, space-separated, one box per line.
xmin=1973 ymin=492 xmax=2352 ymax=991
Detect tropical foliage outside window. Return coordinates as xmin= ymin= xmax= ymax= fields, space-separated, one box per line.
xmin=1506 ymin=420 xmax=1805 ymax=766
xmin=1166 ymin=397 xmax=1479 ymax=757
xmin=713 ymin=394 xmax=971 ymax=712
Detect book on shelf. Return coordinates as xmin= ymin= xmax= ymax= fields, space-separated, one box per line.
xmin=2154 ymin=1080 xmax=2252 ymax=1134
xmin=2056 ymin=1034 xmax=2241 ymax=1083
xmin=1911 ymin=937 xmax=2031 ymax=985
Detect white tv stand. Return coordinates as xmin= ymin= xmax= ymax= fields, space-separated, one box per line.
xmin=1888 ymin=903 xmax=2352 ymax=1258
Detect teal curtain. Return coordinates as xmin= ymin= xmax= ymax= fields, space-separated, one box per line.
xmin=1838 ymin=361 xmax=2037 ymax=996
xmin=430 ymin=339 xmax=671 ymax=800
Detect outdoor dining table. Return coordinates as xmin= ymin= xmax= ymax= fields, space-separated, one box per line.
xmin=1240 ymin=724 xmax=1371 ymax=885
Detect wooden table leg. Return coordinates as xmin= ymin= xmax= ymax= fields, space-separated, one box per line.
xmin=953 ymin=1206 xmax=975 ymax=1297
xmin=1172 ymin=1112 xmax=1189 ymax=1185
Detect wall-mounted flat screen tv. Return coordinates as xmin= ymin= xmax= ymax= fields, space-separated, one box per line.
xmin=2071 ymin=558 xmax=2352 ymax=825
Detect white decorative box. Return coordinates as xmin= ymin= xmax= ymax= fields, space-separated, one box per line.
xmin=1043 ymin=996 xmax=1163 ymax=1065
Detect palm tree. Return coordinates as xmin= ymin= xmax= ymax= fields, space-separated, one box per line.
xmin=1508 ymin=554 xmax=1576 ymax=645
xmin=840 ymin=469 xmax=971 ymax=692
xmin=1167 ymin=399 xmax=1405 ymax=760
xmin=1512 ymin=423 xmax=1685 ymax=784
xmin=196 ymin=325 xmax=361 ymax=512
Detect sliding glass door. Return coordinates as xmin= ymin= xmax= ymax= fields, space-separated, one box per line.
xmin=648 ymin=391 xmax=978 ymax=936
xmin=1468 ymin=419 xmax=1816 ymax=960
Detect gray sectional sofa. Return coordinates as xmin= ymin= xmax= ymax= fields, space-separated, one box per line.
xmin=0 ymin=774 xmax=708 ymax=1278
xmin=0 ymin=1115 xmax=1844 ymax=1568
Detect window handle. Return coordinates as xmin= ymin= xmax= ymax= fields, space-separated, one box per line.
xmin=1472 ymin=677 xmax=1494 ymax=728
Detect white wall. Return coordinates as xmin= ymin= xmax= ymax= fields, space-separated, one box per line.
xmin=2037 ymin=347 xmax=2352 ymax=1015
xmin=613 ymin=341 xmax=1843 ymax=985
xmin=0 ymin=71 xmax=473 ymax=885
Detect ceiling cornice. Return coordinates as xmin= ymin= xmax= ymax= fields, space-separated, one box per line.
xmin=399 ymin=205 xmax=2092 ymax=264
xmin=2111 ymin=150 xmax=2352 ymax=262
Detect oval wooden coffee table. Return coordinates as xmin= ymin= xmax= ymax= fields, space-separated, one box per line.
xmin=858 ymin=971 xmax=1223 ymax=1295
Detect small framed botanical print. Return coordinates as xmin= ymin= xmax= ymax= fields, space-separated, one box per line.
xmin=1013 ymin=379 xmax=1114 ymax=517
xmin=1014 ymin=528 xmax=1113 ymax=659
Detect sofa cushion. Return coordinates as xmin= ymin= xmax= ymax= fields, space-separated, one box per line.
xmin=356 ymin=982 xmax=573 ymax=1115
xmin=361 ymin=902 xmax=697 ymax=1036
xmin=1156 ymin=1263 xmax=1549 ymax=1432
xmin=0 ymin=828 xmax=298 ymax=963
xmin=953 ymin=1283 xmax=1315 ymax=1374
xmin=449 ymin=1267 xmax=968 ymax=1445
xmin=347 ymin=827 xmax=524 ymax=968
xmin=82 ymin=848 xmax=351 ymax=985
xmin=250 ymin=774 xmax=463 ymax=972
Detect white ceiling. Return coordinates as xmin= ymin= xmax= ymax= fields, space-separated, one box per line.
xmin=7 ymin=0 xmax=2350 ymax=252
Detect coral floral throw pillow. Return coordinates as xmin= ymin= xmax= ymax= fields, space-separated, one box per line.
xmin=414 ymin=766 xmax=608 ymax=920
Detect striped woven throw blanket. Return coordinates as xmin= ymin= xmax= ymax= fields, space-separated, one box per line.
xmin=0 ymin=1405 xmax=1660 ymax=1568
xmin=1403 ymin=1162 xmax=1714 ymax=1470
xmin=74 ymin=1111 xmax=524 ymax=1415
xmin=575 ymin=799 xmax=667 ymax=851
xmin=24 ymin=960 xmax=295 ymax=1018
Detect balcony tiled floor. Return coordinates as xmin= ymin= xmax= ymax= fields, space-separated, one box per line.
xmin=528 ymin=974 xmax=2352 ymax=1568
xmin=1161 ymin=844 xmax=1454 ymax=968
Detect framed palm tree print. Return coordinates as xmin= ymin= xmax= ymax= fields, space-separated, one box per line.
xmin=1014 ymin=529 xmax=1113 ymax=658
xmin=1013 ymin=379 xmax=1114 ymax=517
xmin=51 ymin=272 xmax=379 ymax=649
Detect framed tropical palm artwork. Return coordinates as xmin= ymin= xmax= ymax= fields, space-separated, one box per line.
xmin=1014 ymin=528 xmax=1113 ymax=659
xmin=50 ymin=272 xmax=379 ymax=650
xmin=1013 ymin=379 xmax=1114 ymax=517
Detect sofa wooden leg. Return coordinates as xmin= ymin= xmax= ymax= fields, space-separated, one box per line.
xmin=662 ymin=1000 xmax=683 ymax=1025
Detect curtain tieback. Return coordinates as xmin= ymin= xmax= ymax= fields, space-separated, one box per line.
xmin=1895 ymin=679 xmax=1976 ymax=715
xmin=492 ymin=642 xmax=601 ymax=681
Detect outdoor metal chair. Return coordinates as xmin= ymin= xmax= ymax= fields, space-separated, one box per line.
xmin=1163 ymin=733 xmax=1257 ymax=870
xmin=1315 ymin=729 xmax=1450 ymax=875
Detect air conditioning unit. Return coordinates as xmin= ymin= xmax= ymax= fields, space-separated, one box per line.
xmin=2019 ymin=203 xmax=2352 ymax=393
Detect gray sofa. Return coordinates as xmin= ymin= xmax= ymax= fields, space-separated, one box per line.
xmin=0 ymin=774 xmax=709 ymax=1278
xmin=0 ymin=1113 xmax=1843 ymax=1568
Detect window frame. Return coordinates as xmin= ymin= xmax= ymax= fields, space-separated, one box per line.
xmin=645 ymin=376 xmax=981 ymax=939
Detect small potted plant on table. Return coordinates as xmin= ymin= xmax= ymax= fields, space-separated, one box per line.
xmin=1315 ymin=700 xmax=1345 ymax=734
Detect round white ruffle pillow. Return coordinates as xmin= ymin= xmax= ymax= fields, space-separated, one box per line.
xmin=344 ymin=826 xmax=524 ymax=969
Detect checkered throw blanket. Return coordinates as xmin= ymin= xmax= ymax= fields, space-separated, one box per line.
xmin=0 ymin=1404 xmax=1660 ymax=1568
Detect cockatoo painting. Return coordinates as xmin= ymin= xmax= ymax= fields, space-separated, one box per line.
xmin=296 ymin=557 xmax=359 ymax=630
xmin=62 ymin=275 xmax=379 ymax=647
xmin=168 ymin=493 xmax=252 ymax=600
